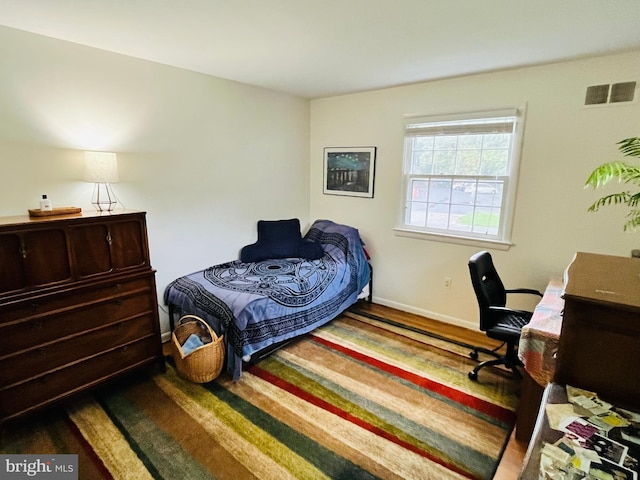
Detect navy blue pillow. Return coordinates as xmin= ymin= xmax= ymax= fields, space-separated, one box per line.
xmin=298 ymin=239 xmax=324 ymax=260
xmin=240 ymin=219 xmax=324 ymax=262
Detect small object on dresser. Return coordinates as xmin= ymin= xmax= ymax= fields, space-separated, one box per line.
xmin=28 ymin=207 xmax=82 ymax=217
xmin=40 ymin=194 xmax=53 ymax=211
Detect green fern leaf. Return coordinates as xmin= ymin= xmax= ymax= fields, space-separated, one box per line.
xmin=586 ymin=137 xmax=640 ymax=231
xmin=585 ymin=162 xmax=640 ymax=188
xmin=629 ymin=193 xmax=640 ymax=207
xmin=624 ymin=210 xmax=640 ymax=231
xmin=588 ymin=192 xmax=632 ymax=211
xmin=618 ymin=137 xmax=640 ymax=158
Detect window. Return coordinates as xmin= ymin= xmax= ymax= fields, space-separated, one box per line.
xmin=397 ymin=109 xmax=524 ymax=247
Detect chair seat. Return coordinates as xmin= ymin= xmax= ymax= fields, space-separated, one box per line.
xmin=485 ymin=311 xmax=532 ymax=342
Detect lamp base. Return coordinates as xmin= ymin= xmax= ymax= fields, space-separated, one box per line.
xmin=91 ymin=183 xmax=118 ymax=212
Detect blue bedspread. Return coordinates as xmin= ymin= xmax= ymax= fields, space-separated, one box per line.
xmin=164 ymin=220 xmax=370 ymax=380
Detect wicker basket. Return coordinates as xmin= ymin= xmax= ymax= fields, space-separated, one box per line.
xmin=171 ymin=315 xmax=225 ymax=383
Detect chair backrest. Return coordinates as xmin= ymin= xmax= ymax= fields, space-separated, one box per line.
xmin=468 ymin=251 xmax=507 ymax=329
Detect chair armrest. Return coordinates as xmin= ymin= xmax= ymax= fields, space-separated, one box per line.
xmin=505 ymin=288 xmax=543 ymax=297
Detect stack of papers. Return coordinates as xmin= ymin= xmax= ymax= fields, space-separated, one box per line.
xmin=539 ymin=385 xmax=640 ymax=479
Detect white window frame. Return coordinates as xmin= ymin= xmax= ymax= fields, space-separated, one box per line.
xmin=394 ymin=108 xmax=525 ymax=250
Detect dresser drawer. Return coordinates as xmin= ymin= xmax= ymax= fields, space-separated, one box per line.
xmin=0 ymin=275 xmax=154 ymax=325
xmin=0 ymin=313 xmax=157 ymax=386
xmin=0 ymin=292 xmax=154 ymax=356
xmin=0 ymin=337 xmax=159 ymax=420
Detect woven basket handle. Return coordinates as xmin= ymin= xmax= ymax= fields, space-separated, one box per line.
xmin=176 ymin=314 xmax=220 ymax=341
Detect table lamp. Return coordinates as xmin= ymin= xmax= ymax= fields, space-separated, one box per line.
xmin=84 ymin=151 xmax=119 ymax=211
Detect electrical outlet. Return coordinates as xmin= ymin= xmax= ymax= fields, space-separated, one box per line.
xmin=444 ymin=277 xmax=452 ymax=289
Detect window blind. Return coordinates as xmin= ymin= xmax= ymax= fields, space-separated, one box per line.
xmin=404 ymin=109 xmax=519 ymax=137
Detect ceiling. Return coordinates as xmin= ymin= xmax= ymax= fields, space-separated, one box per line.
xmin=1 ymin=0 xmax=640 ymax=99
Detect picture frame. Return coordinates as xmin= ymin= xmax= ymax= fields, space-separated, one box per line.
xmin=323 ymin=146 xmax=376 ymax=198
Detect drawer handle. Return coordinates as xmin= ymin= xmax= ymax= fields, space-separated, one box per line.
xmin=118 ymin=322 xmax=125 ymax=330
xmin=115 ymin=299 xmax=124 ymax=306
xmin=32 ymin=321 xmax=42 ymax=329
xmin=30 ymin=303 xmax=39 ymax=311
xmin=106 ymin=233 xmax=113 ymax=245
xmin=38 ymin=347 xmax=47 ymax=356
xmin=19 ymin=244 xmax=28 ymax=259
xmin=121 ymin=346 xmax=129 ymax=353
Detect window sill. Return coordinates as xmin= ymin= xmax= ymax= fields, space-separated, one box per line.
xmin=393 ymin=227 xmax=512 ymax=251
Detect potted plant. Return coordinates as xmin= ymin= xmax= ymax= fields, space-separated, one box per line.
xmin=585 ymin=137 xmax=640 ymax=231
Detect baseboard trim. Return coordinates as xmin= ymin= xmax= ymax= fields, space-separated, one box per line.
xmin=371 ymin=296 xmax=478 ymax=332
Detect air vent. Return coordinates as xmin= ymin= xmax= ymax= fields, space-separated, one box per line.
xmin=585 ymin=84 xmax=610 ymax=105
xmin=585 ymin=81 xmax=637 ymax=105
xmin=610 ymin=82 xmax=636 ymax=103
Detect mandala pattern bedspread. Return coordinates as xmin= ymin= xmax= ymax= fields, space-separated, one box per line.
xmin=164 ymin=220 xmax=370 ymax=380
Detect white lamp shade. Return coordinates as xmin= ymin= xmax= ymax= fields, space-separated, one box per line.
xmin=84 ymin=151 xmax=119 ymax=183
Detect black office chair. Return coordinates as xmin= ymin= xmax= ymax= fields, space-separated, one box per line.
xmin=467 ymin=251 xmax=542 ymax=380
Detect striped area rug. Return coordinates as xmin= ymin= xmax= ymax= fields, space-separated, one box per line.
xmin=1 ymin=310 xmax=520 ymax=480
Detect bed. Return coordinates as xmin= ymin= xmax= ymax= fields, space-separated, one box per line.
xmin=164 ymin=219 xmax=371 ymax=380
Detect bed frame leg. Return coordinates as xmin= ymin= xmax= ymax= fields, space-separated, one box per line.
xmin=368 ymin=263 xmax=373 ymax=303
xmin=169 ymin=304 xmax=176 ymax=331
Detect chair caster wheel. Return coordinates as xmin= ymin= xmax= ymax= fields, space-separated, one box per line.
xmin=470 ymin=350 xmax=478 ymax=360
xmin=468 ymin=371 xmax=478 ymax=381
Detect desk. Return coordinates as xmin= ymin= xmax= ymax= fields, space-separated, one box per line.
xmin=518 ymin=277 xmax=564 ymax=386
xmin=520 ymin=252 xmax=640 ymax=477
xmin=520 ymin=383 xmax=640 ymax=479
xmin=515 ymin=278 xmax=564 ymax=441
xmin=518 ymin=383 xmax=566 ymax=480
xmin=554 ymin=252 xmax=640 ymax=408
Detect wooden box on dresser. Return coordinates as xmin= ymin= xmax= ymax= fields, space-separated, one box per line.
xmin=0 ymin=210 xmax=164 ymax=427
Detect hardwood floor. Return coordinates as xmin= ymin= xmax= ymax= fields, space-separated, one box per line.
xmin=352 ymin=301 xmax=527 ymax=479
xmin=352 ymin=300 xmax=503 ymax=350
xmin=495 ymin=431 xmax=528 ymax=480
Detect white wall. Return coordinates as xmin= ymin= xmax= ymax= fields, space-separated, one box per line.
xmin=0 ymin=26 xmax=310 ymax=336
xmin=310 ymin=51 xmax=640 ymax=330
xmin=3 ymin=25 xmax=639 ymax=336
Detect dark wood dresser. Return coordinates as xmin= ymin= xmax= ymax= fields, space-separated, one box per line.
xmin=0 ymin=210 xmax=164 ymax=426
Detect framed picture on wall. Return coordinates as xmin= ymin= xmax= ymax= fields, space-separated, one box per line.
xmin=323 ymin=146 xmax=376 ymax=198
